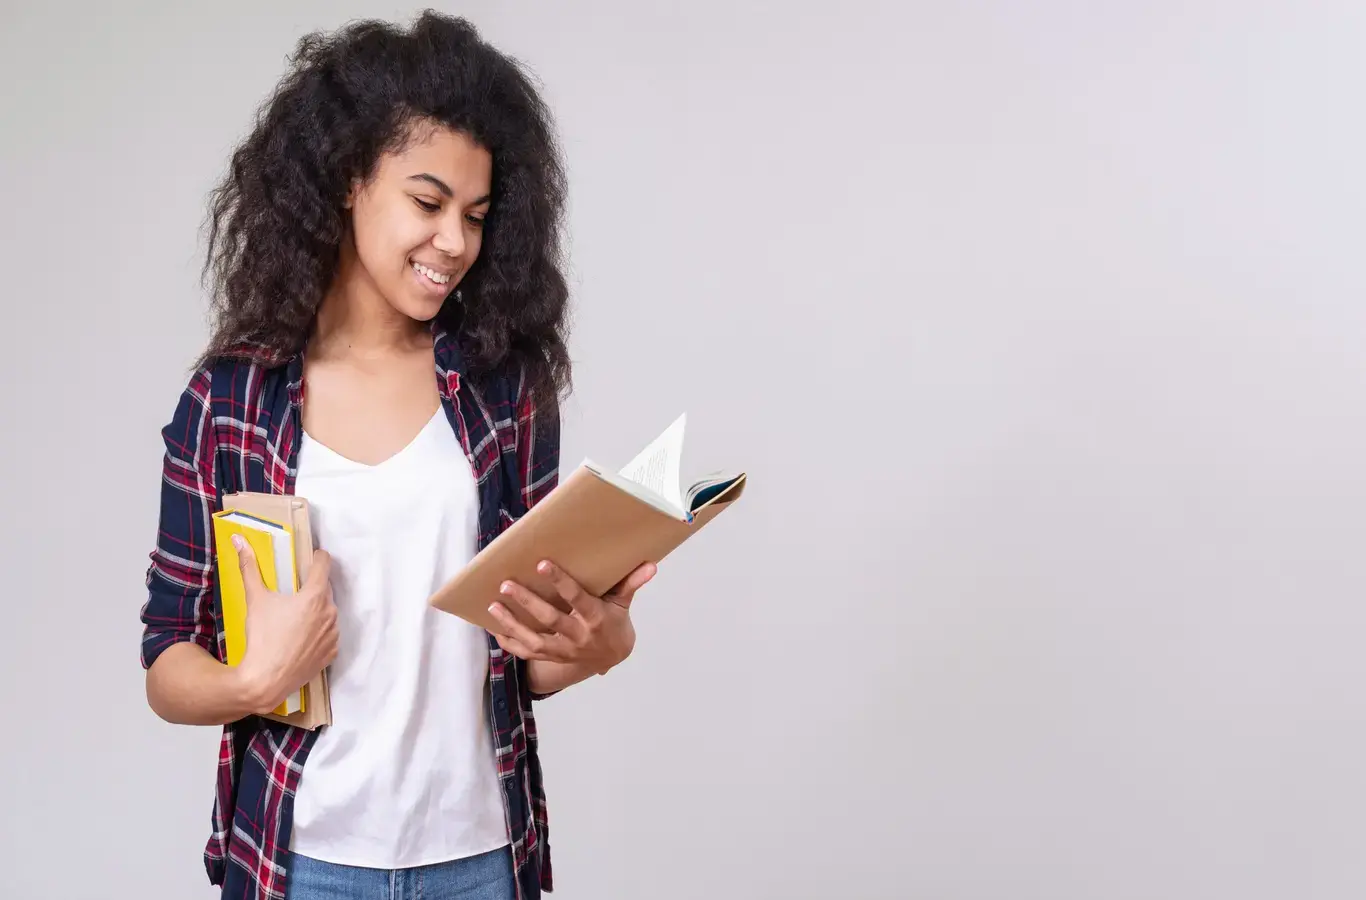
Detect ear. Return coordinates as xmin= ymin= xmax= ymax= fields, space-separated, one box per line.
xmin=342 ymin=178 xmax=361 ymax=210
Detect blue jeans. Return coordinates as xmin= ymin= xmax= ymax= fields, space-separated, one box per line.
xmin=284 ymin=846 xmax=515 ymax=900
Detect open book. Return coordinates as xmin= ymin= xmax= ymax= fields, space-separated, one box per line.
xmin=586 ymin=413 xmax=743 ymax=522
xmin=427 ymin=413 xmax=746 ymax=633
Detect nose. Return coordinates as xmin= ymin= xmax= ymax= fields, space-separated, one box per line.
xmin=431 ymin=215 xmax=466 ymax=258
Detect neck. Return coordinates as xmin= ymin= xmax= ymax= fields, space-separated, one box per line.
xmin=310 ymin=236 xmax=427 ymax=360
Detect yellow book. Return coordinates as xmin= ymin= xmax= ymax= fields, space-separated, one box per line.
xmin=212 ymin=509 xmax=306 ymax=717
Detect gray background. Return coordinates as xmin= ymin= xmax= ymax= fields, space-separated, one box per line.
xmin=2 ymin=1 xmax=1363 ymax=898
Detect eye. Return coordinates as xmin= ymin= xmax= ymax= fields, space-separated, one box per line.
xmin=414 ymin=198 xmax=440 ymax=213
xmin=466 ymin=214 xmax=486 ymax=228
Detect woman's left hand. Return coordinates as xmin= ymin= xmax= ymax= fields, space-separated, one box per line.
xmin=488 ymin=560 xmax=657 ymax=674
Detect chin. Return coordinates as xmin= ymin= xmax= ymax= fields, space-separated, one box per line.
xmin=383 ymin=283 xmax=452 ymax=322
xmin=390 ymin=297 xmax=446 ymax=323
xmin=392 ymin=262 xmax=459 ymax=320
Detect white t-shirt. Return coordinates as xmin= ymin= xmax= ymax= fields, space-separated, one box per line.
xmin=289 ymin=407 xmax=509 ymax=868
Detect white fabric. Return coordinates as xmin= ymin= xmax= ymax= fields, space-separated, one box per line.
xmin=289 ymin=407 xmax=509 ymax=868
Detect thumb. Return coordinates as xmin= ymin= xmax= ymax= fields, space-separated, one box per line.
xmin=231 ymin=535 xmax=267 ymax=600
xmin=607 ymin=562 xmax=657 ymax=609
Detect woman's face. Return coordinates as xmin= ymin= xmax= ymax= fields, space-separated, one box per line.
xmin=345 ymin=123 xmax=493 ymax=321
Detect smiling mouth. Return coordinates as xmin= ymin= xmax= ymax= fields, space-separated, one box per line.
xmin=412 ymin=261 xmax=454 ymax=286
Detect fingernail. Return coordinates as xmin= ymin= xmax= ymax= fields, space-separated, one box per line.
xmin=499 ymin=582 xmax=511 ymax=594
xmin=537 ymin=560 xmax=551 ymax=574
xmin=231 ymin=535 xmax=244 ymax=550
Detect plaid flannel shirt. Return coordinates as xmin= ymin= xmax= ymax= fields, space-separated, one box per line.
xmin=139 ymin=324 xmax=560 ymax=900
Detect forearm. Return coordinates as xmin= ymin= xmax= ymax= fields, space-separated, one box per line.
xmin=145 ymin=642 xmax=267 ymax=726
xmin=526 ymin=658 xmax=604 ymax=696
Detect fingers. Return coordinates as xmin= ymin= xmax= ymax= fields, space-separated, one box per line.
xmin=303 ymin=549 xmax=332 ymax=593
xmin=300 ymin=604 xmax=340 ymax=678
xmin=491 ymin=632 xmax=542 ymax=661
xmin=498 ymin=579 xmax=577 ymax=636
xmin=605 ymin=562 xmax=658 ymax=608
xmin=487 ymin=601 xmax=568 ymax=662
xmin=231 ymin=535 xmax=267 ymax=598
xmin=536 ymin=561 xmax=598 ymax=618
xmin=320 ymin=618 xmax=340 ymax=665
xmin=317 ymin=578 xmax=340 ymax=664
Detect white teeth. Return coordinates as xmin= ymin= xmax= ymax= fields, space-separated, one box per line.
xmin=412 ymin=262 xmax=451 ymax=285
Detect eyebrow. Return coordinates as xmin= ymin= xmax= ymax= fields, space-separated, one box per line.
xmin=407 ymin=173 xmax=490 ymax=205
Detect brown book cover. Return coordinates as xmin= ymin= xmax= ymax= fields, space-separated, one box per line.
xmin=427 ymin=414 xmax=746 ymax=633
xmin=218 ymin=491 xmax=334 ymax=730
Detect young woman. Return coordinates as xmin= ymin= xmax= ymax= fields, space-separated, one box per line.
xmin=138 ymin=13 xmax=653 ymax=900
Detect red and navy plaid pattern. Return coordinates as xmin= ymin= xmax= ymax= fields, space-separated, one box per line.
xmin=140 ymin=324 xmax=561 ymax=900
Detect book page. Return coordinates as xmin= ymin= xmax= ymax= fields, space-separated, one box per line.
xmin=685 ymin=470 xmax=745 ymax=511
xmin=618 ymin=413 xmax=686 ymax=513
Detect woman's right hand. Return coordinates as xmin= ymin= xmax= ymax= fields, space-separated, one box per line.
xmin=231 ymin=536 xmax=339 ymax=714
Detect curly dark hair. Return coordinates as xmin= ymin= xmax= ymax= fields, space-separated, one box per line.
xmin=198 ymin=10 xmax=571 ymax=409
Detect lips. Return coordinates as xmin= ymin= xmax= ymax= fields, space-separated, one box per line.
xmin=411 ymin=260 xmax=454 ymax=287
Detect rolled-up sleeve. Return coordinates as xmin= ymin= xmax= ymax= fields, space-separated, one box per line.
xmin=139 ymin=369 xmax=220 ymax=670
